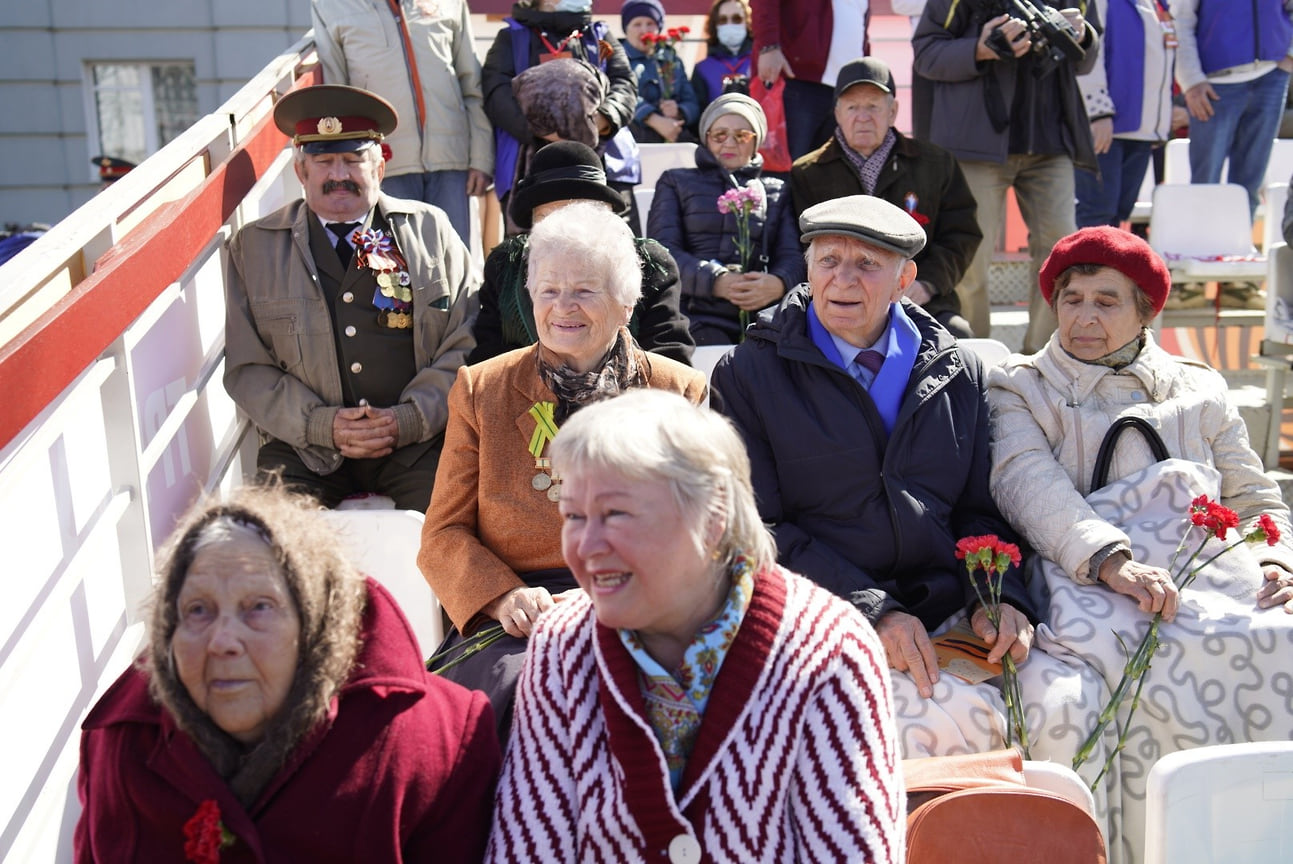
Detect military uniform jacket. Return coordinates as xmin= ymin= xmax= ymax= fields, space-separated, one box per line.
xmin=224 ymin=194 xmax=479 ymax=475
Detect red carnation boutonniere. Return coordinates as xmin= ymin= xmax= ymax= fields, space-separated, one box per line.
xmin=183 ymin=800 xmax=235 ymax=864
xmin=902 ymin=192 xmax=931 ymax=226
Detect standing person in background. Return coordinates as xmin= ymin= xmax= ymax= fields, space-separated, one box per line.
xmin=1172 ymin=0 xmax=1293 ymax=310
xmin=621 ymin=0 xmax=702 ymax=143
xmin=890 ymin=0 xmax=935 ymax=141
xmin=914 ymin=0 xmax=1101 ymax=352
xmin=312 ymin=0 xmax=492 ymax=247
xmin=750 ymin=0 xmax=871 ymax=161
xmin=691 ymin=0 xmax=754 ymax=114
xmin=1075 ymin=0 xmax=1176 ymax=231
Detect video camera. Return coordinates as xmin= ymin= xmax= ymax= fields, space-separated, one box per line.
xmin=983 ymin=0 xmax=1086 ymax=78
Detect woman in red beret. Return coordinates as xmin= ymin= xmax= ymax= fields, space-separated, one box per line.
xmin=986 ymin=226 xmax=1293 ymax=863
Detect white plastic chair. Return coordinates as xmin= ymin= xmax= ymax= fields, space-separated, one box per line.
xmin=1022 ymin=760 xmax=1097 ymax=819
xmin=1143 ymin=741 xmax=1293 ymax=864
xmin=1162 ymin=138 xmax=1192 ymax=184
xmin=690 ymin=344 xmax=732 ymax=407
xmin=636 ymin=142 xmax=697 ymax=189
xmin=959 ymin=337 xmax=1012 ymax=367
xmin=320 ymin=509 xmax=444 ymax=657
xmin=1148 ymin=183 xmax=1265 ymax=282
xmin=634 ymin=186 xmax=655 ymax=233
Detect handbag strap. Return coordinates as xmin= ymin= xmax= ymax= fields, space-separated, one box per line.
xmin=1091 ymin=416 xmax=1170 ymax=491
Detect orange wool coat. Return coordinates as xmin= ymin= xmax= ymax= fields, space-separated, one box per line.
xmin=419 ymin=342 xmax=707 ymax=631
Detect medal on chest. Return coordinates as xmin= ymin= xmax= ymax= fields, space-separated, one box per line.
xmin=528 ymin=401 xmax=562 ymax=502
xmin=354 ymin=227 xmax=414 ymax=329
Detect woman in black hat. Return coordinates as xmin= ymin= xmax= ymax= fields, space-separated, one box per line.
xmin=468 ymin=140 xmax=694 ymax=365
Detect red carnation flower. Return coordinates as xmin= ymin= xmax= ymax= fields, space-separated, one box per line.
xmin=183 ymin=800 xmax=234 ymax=864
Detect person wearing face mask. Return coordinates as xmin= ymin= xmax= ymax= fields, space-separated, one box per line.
xmin=691 ymin=0 xmax=754 ymax=113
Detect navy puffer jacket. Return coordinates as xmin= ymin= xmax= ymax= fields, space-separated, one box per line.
xmin=646 ymin=147 xmax=804 ymax=341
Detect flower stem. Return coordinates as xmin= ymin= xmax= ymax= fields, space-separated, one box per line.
xmin=427 ymin=624 xmax=509 ymax=675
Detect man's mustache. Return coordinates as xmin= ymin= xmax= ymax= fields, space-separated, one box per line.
xmin=323 ymin=179 xmax=361 ymax=194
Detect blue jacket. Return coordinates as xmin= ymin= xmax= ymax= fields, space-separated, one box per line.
xmin=1193 ymin=0 xmax=1293 ymax=76
xmin=711 ymin=290 xmax=1036 ymax=629
xmin=621 ymin=39 xmax=701 ymax=141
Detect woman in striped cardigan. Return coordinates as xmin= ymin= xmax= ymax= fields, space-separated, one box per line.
xmin=487 ymin=389 xmax=904 ymax=863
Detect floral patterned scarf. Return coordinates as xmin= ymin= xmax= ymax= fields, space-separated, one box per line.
xmin=618 ymin=554 xmax=755 ymax=793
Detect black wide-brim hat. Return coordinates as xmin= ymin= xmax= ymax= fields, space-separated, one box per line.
xmin=509 ymin=141 xmax=627 ymax=230
xmin=274 ymin=84 xmax=398 ymax=154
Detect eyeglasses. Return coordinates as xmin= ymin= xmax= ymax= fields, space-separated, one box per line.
xmin=715 ymin=14 xmax=745 ymax=25
xmin=707 ymin=128 xmax=756 ymax=144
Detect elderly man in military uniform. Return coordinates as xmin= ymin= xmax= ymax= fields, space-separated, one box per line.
xmin=224 ymin=84 xmax=478 ymax=511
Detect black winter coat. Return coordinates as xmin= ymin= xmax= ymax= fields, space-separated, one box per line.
xmin=790 ymin=132 xmax=981 ymax=322
xmin=467 ymin=234 xmax=694 ymax=366
xmin=710 ymin=289 xmax=1035 ymax=629
xmin=646 ymin=148 xmax=805 ymax=341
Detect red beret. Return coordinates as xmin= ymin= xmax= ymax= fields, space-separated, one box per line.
xmin=1039 ymin=226 xmax=1171 ymax=314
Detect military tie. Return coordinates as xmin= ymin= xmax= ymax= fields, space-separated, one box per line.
xmin=331 ymin=221 xmax=361 ymax=269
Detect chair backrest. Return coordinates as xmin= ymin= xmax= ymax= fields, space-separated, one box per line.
xmin=689 ymin=344 xmax=732 ymax=407
xmin=1163 ymin=138 xmax=1192 ymax=184
xmin=959 ymin=337 xmax=1012 ymax=367
xmin=321 ymin=509 xmax=444 ymax=657
xmin=636 ymin=142 xmax=697 ymax=189
xmin=1263 ymin=182 xmax=1289 ymax=253
xmin=1143 ymin=741 xmax=1293 ymax=864
xmin=1263 ymin=138 xmax=1293 ymax=189
xmin=1149 ymin=183 xmax=1255 ymax=258
xmin=634 ymin=186 xmax=656 ymax=232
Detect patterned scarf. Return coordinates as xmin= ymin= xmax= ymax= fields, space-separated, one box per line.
xmin=835 ymin=126 xmax=896 ymax=195
xmin=1065 ymin=328 xmax=1146 ymax=370
xmin=537 ymin=326 xmax=646 ymax=423
xmin=619 ymin=554 xmax=756 ymax=793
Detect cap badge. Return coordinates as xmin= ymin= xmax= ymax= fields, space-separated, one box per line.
xmin=317 ymin=116 xmax=343 ymax=136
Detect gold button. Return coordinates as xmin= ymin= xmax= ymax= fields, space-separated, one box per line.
xmin=345 ymin=325 xmax=357 ymax=337
xmin=350 ymin=362 xmax=362 ymax=374
xmin=342 ymin=291 xmax=354 ymax=303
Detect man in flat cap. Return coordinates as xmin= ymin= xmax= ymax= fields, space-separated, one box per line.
xmin=223 ymin=84 xmax=478 ymax=511
xmin=711 ymin=195 xmax=1038 ymax=757
xmin=790 ymin=56 xmax=980 ymax=338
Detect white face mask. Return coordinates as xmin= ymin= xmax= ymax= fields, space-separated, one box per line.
xmin=716 ymin=23 xmax=747 ymax=51
xmin=551 ymin=0 xmax=592 ymax=12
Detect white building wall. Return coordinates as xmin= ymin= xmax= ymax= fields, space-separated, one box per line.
xmin=0 ymin=0 xmax=310 ymax=226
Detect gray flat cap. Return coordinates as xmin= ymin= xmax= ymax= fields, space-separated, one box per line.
xmin=799 ymin=195 xmax=927 ymax=258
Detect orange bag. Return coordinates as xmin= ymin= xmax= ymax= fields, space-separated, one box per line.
xmin=903 ymin=751 xmax=1107 ymax=864
xmin=749 ymin=77 xmax=792 ymax=172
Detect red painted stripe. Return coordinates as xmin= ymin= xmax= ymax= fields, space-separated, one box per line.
xmin=0 ymin=70 xmax=321 ymax=452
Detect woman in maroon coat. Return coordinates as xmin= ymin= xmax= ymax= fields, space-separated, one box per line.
xmin=74 ymin=486 xmax=499 ymax=863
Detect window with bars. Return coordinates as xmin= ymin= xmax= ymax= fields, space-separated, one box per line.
xmin=86 ymin=62 xmax=199 ymax=176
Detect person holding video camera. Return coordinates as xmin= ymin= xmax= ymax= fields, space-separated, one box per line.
xmin=913 ymin=0 xmax=1100 ymax=353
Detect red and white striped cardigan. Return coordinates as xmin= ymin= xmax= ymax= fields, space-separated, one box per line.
xmin=486 ymin=564 xmax=905 ymax=863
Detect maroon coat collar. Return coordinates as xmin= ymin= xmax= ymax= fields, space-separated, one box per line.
xmin=592 ymin=566 xmax=789 ymax=857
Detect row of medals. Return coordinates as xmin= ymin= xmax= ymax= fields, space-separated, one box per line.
xmin=376 ymin=270 xmax=413 ymax=329
xmin=532 ymin=456 xmax=561 ymax=501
